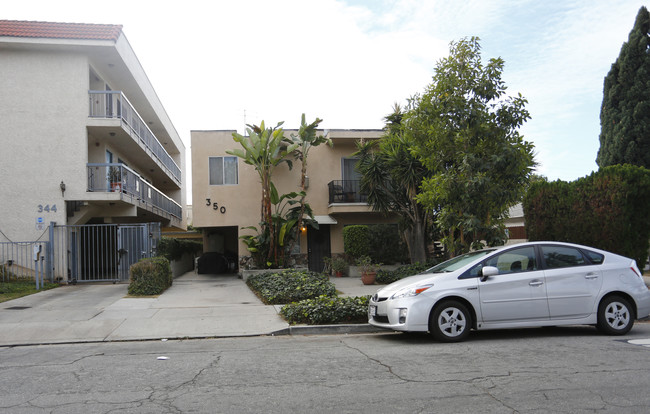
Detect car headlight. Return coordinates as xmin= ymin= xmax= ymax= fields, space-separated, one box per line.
xmin=390 ymin=284 xmax=433 ymax=300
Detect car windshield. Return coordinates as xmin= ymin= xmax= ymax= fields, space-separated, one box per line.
xmin=425 ymin=249 xmax=496 ymax=273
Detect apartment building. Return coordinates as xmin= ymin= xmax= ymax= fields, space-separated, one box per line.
xmin=0 ymin=20 xmax=185 ymax=281
xmin=191 ymin=129 xmax=397 ymax=272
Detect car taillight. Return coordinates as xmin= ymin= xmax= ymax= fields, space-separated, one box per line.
xmin=630 ymin=261 xmax=642 ymax=278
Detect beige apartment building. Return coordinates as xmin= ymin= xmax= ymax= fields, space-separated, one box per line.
xmin=0 ymin=20 xmax=185 ymax=282
xmin=191 ymin=129 xmax=397 ymax=272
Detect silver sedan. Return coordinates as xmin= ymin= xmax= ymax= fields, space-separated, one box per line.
xmin=368 ymin=241 xmax=650 ymax=342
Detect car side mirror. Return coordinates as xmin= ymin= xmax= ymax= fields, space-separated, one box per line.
xmin=480 ymin=266 xmax=499 ymax=282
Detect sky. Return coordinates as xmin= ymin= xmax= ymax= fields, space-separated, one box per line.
xmin=3 ymin=0 xmax=646 ymax=198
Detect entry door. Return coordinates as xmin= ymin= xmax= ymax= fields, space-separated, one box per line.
xmin=307 ymin=225 xmax=331 ymax=272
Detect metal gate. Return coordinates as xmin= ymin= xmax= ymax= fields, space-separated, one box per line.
xmin=51 ymin=223 xmax=160 ymax=283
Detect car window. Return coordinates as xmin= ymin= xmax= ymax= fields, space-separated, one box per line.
xmin=426 ymin=249 xmax=495 ymax=273
xmin=484 ymin=246 xmax=537 ymax=274
xmin=462 ymin=246 xmax=537 ymax=278
xmin=541 ymin=245 xmax=586 ymax=269
xmin=582 ymin=249 xmax=604 ymax=265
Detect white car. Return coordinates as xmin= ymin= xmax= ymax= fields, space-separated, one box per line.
xmin=368 ymin=241 xmax=650 ymax=342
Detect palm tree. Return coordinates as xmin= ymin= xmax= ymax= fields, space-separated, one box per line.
xmin=355 ymin=104 xmax=431 ymax=263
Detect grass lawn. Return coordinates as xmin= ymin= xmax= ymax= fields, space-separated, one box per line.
xmin=0 ymin=278 xmax=58 ymax=303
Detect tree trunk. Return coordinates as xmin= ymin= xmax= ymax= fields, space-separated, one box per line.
xmin=404 ymin=221 xmax=427 ymax=264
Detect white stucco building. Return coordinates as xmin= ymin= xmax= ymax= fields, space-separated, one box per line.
xmin=0 ymin=20 xmax=185 ymax=281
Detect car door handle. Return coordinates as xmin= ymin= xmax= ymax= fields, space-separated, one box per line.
xmin=585 ymin=273 xmax=599 ymax=280
xmin=529 ymin=280 xmax=543 ymax=287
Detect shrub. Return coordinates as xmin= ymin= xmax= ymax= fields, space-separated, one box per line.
xmin=343 ymin=225 xmax=369 ymax=260
xmin=523 ymin=164 xmax=650 ymax=267
xmin=157 ymin=237 xmax=202 ymax=261
xmin=280 ymin=295 xmax=370 ymax=325
xmin=246 ymin=269 xmax=336 ymax=304
xmin=367 ymin=224 xmax=409 ymax=264
xmin=128 ymin=257 xmax=172 ymax=296
xmin=376 ymin=261 xmax=436 ymax=284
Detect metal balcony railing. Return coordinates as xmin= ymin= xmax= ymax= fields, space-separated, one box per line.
xmin=328 ymin=180 xmax=368 ymax=204
xmin=89 ymin=91 xmax=181 ymax=183
xmin=87 ymin=163 xmax=182 ymax=220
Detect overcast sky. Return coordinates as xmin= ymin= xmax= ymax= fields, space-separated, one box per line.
xmin=4 ymin=0 xmax=645 ymax=191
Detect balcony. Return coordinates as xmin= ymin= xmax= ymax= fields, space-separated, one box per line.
xmin=89 ymin=91 xmax=181 ymax=184
xmin=87 ymin=163 xmax=182 ymax=224
xmin=328 ymin=180 xmax=367 ymax=203
xmin=327 ymin=180 xmax=375 ymax=215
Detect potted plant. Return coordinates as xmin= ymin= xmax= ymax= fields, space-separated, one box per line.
xmin=357 ymin=255 xmax=381 ymax=285
xmin=330 ymin=257 xmax=348 ymax=277
xmin=108 ymin=166 xmax=122 ymax=192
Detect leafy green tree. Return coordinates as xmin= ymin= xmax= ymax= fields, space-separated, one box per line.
xmin=355 ymin=104 xmax=430 ymax=263
xmin=597 ymin=6 xmax=650 ymax=168
xmin=227 ymin=121 xmax=299 ymax=267
xmin=406 ymin=37 xmax=535 ymax=256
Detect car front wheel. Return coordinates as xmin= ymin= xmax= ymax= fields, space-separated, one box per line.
xmin=429 ymin=300 xmax=472 ymax=342
xmin=597 ymin=296 xmax=634 ymax=335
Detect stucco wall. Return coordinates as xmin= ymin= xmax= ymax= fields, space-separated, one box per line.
xmin=0 ymin=50 xmax=89 ymax=240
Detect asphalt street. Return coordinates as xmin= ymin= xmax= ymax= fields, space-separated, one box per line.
xmin=1 ymin=324 xmax=650 ymax=413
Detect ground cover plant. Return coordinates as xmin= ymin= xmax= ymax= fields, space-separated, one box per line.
xmin=246 ymin=269 xmax=370 ymax=325
xmin=280 ymin=295 xmax=370 ymax=325
xmin=246 ymin=269 xmax=336 ymax=305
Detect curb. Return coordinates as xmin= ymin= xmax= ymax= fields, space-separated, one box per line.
xmin=0 ymin=324 xmax=388 ymax=348
xmin=272 ymin=324 xmax=387 ymax=336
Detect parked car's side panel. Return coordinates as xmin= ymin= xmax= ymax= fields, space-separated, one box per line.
xmin=540 ymin=244 xmax=604 ymax=319
xmin=477 ymin=245 xmax=550 ymax=323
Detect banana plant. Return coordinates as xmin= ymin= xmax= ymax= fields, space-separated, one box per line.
xmin=227 ymin=121 xmax=299 ymax=266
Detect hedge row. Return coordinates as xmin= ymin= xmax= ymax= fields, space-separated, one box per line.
xmin=343 ymin=225 xmax=369 ymax=259
xmin=157 ymin=237 xmax=203 ymax=261
xmin=128 ymin=257 xmax=173 ymax=296
xmin=245 ymin=270 xmax=336 ymax=305
xmin=523 ymin=164 xmax=650 ymax=267
xmin=376 ymin=261 xmax=436 ymax=284
xmin=280 ymin=295 xmax=370 ymax=325
xmin=343 ymin=224 xmax=409 ymax=265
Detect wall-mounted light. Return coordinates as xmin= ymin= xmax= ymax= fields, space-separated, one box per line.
xmin=60 ymin=180 xmax=66 ymax=197
xmin=304 ymin=175 xmax=309 ymax=189
xmin=301 ymin=226 xmax=307 ymax=232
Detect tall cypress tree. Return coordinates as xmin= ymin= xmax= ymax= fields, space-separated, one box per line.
xmin=597 ymin=7 xmax=650 ymax=168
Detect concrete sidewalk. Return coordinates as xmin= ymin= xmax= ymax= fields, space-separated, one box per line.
xmin=0 ymin=272 xmax=381 ymax=347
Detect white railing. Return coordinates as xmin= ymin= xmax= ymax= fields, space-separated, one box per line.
xmin=87 ymin=163 xmax=182 ymax=221
xmin=89 ymin=91 xmax=181 ymax=183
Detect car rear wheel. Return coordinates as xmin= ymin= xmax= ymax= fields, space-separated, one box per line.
xmin=429 ymin=300 xmax=472 ymax=342
xmin=597 ymin=296 xmax=634 ymax=335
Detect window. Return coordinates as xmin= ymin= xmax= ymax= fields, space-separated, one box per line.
xmin=582 ymin=249 xmax=605 ymax=265
xmin=342 ymin=158 xmax=361 ymax=181
xmin=209 ymin=156 xmax=238 ymax=185
xmin=484 ymin=246 xmax=537 ymax=274
xmin=541 ymin=245 xmax=586 ymax=269
xmin=462 ymin=246 xmax=536 ymax=278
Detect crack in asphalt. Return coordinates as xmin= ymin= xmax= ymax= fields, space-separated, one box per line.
xmin=340 ymin=338 xmax=416 ymax=383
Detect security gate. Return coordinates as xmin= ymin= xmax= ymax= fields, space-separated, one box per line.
xmin=51 ymin=223 xmax=160 ymax=283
